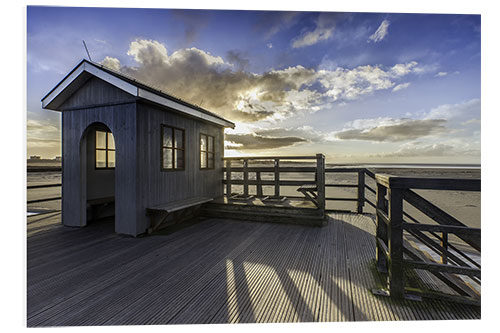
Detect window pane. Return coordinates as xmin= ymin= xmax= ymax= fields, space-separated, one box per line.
xmin=96 ymin=131 xmax=106 ymax=149
xmin=163 ymin=127 xmax=173 ymax=147
xmin=163 ymin=148 xmax=173 ymax=169
xmin=200 ymin=134 xmax=207 ymax=151
xmin=107 ymin=132 xmax=115 ymax=150
xmin=175 ymin=149 xmax=184 ymax=169
xmin=208 ymin=136 xmax=214 ymax=152
xmin=174 ymin=129 xmax=184 ymax=148
xmin=96 ymin=150 xmax=106 ymax=168
xmin=200 ymin=151 xmax=207 ymax=168
xmin=208 ymin=153 xmax=214 ymax=169
xmin=107 ymin=151 xmax=115 ymax=168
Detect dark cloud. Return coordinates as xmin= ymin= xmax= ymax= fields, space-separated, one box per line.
xmin=335 ymin=119 xmax=448 ymax=142
xmin=225 ymin=133 xmax=306 ymax=150
xmin=171 ymin=10 xmax=211 ymax=45
xmin=225 ymin=50 xmax=250 ymax=71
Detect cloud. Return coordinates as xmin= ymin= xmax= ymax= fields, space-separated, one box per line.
xmin=435 ymin=71 xmax=448 ymax=77
xmin=373 ymin=142 xmax=480 ymax=158
xmin=368 ymin=19 xmax=390 ymax=43
xmin=390 ymin=62 xmax=418 ymax=76
xmin=461 ymin=118 xmax=481 ymax=126
xmin=254 ymin=12 xmax=301 ymax=39
xmin=318 ymin=62 xmax=417 ymax=101
xmin=412 ymin=63 xmax=439 ymax=75
xmin=424 ymin=99 xmax=481 ymax=120
xmin=335 ymin=118 xmax=448 ymax=142
xmin=392 ymin=82 xmax=411 ymax=92
xmin=225 ymin=50 xmax=250 ymax=71
xmin=127 ymin=39 xmax=168 ymax=65
xmin=171 ymin=10 xmax=211 ymax=44
xmin=105 ymin=39 xmax=419 ymax=123
xmin=100 ymin=56 xmax=121 ymax=71
xmin=292 ymin=27 xmax=334 ymax=48
xmin=225 ymin=133 xmax=306 ymax=150
xmin=267 ymin=43 xmax=273 ymax=49
xmin=27 ymin=118 xmax=61 ymax=156
xmin=291 ymin=13 xmax=340 ymax=48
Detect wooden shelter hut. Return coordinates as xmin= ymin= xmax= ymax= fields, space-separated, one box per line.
xmin=42 ymin=59 xmax=234 ymax=236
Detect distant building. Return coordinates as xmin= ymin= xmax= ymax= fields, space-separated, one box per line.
xmin=29 ymin=155 xmax=41 ymax=160
xmin=42 ymin=59 xmax=234 ymax=236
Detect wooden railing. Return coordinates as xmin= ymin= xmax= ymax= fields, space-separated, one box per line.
xmin=223 ymin=157 xmax=379 ymax=215
xmin=223 ymin=154 xmax=326 ymax=211
xmin=27 ymin=183 xmax=62 ymax=204
xmin=324 ymin=167 xmax=376 ymax=213
xmin=373 ymin=174 xmax=481 ymax=304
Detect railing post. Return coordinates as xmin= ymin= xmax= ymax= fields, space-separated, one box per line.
xmin=316 ymin=154 xmax=325 ymax=214
xmin=243 ymin=159 xmax=249 ymax=197
xmin=256 ymin=171 xmax=263 ymax=197
xmin=226 ymin=160 xmax=232 ymax=198
xmin=376 ymin=183 xmax=388 ymax=272
xmin=441 ymin=232 xmax=448 ymax=264
xmin=274 ymin=158 xmax=280 ymax=198
xmin=357 ymin=170 xmax=365 ymax=214
xmin=387 ymin=187 xmax=405 ymax=299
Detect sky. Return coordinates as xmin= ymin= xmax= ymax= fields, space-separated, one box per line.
xmin=27 ymin=6 xmax=481 ymax=164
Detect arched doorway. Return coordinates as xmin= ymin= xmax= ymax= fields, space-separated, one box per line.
xmin=80 ymin=122 xmax=116 ymax=226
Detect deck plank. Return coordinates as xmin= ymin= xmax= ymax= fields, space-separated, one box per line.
xmin=27 ymin=212 xmax=480 ymax=326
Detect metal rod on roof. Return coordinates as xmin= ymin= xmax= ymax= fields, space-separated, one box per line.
xmin=82 ymin=40 xmax=92 ymax=62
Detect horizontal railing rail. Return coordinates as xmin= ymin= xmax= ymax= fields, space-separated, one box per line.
xmin=27 ymin=182 xmax=62 ymax=205
xmin=373 ymin=174 xmax=481 ymax=304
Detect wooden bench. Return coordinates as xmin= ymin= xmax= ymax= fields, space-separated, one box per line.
xmin=146 ymin=197 xmax=213 ymax=234
xmin=297 ymin=184 xmax=319 ymax=207
xmin=87 ymin=196 xmax=114 ymax=206
xmin=87 ymin=196 xmax=115 ymax=220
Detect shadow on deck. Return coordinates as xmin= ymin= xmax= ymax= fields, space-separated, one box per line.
xmin=27 ymin=211 xmax=480 ymax=326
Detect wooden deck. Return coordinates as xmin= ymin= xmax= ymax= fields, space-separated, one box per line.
xmin=27 ymin=211 xmax=480 ymax=326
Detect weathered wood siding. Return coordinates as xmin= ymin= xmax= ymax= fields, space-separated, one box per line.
xmin=59 ymin=76 xmax=136 ymax=110
xmin=136 ymin=102 xmax=225 ymax=233
xmin=60 ymin=78 xmax=139 ymax=236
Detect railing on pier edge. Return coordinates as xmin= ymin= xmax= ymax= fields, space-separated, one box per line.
xmin=373 ymin=174 xmax=480 ymax=305
xmin=223 ymin=154 xmax=370 ymax=214
xmin=223 ymin=155 xmax=481 ymax=305
xmin=27 ymin=167 xmax=62 ymax=214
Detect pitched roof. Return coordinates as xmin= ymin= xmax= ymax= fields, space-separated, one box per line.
xmin=41 ymin=59 xmax=235 ymax=128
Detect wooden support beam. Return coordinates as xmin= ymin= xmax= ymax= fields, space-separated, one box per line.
xmin=27 ymin=183 xmax=62 ymax=189
xmin=256 ymin=171 xmax=263 ymax=197
xmin=274 ymin=158 xmax=280 ymax=198
xmin=441 ymin=232 xmax=448 ymax=265
xmin=376 ymin=183 xmax=388 ymax=273
xmin=226 ymin=160 xmax=232 ymax=197
xmin=357 ymin=171 xmax=365 ymax=213
xmin=404 ymin=259 xmax=481 ymax=277
xmin=316 ymin=154 xmax=325 ymax=214
xmin=243 ymin=159 xmax=249 ymax=197
xmin=388 ymin=188 xmax=404 ymax=299
xmin=376 ymin=174 xmax=480 ymax=191
xmin=27 ymin=197 xmax=62 ymax=204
